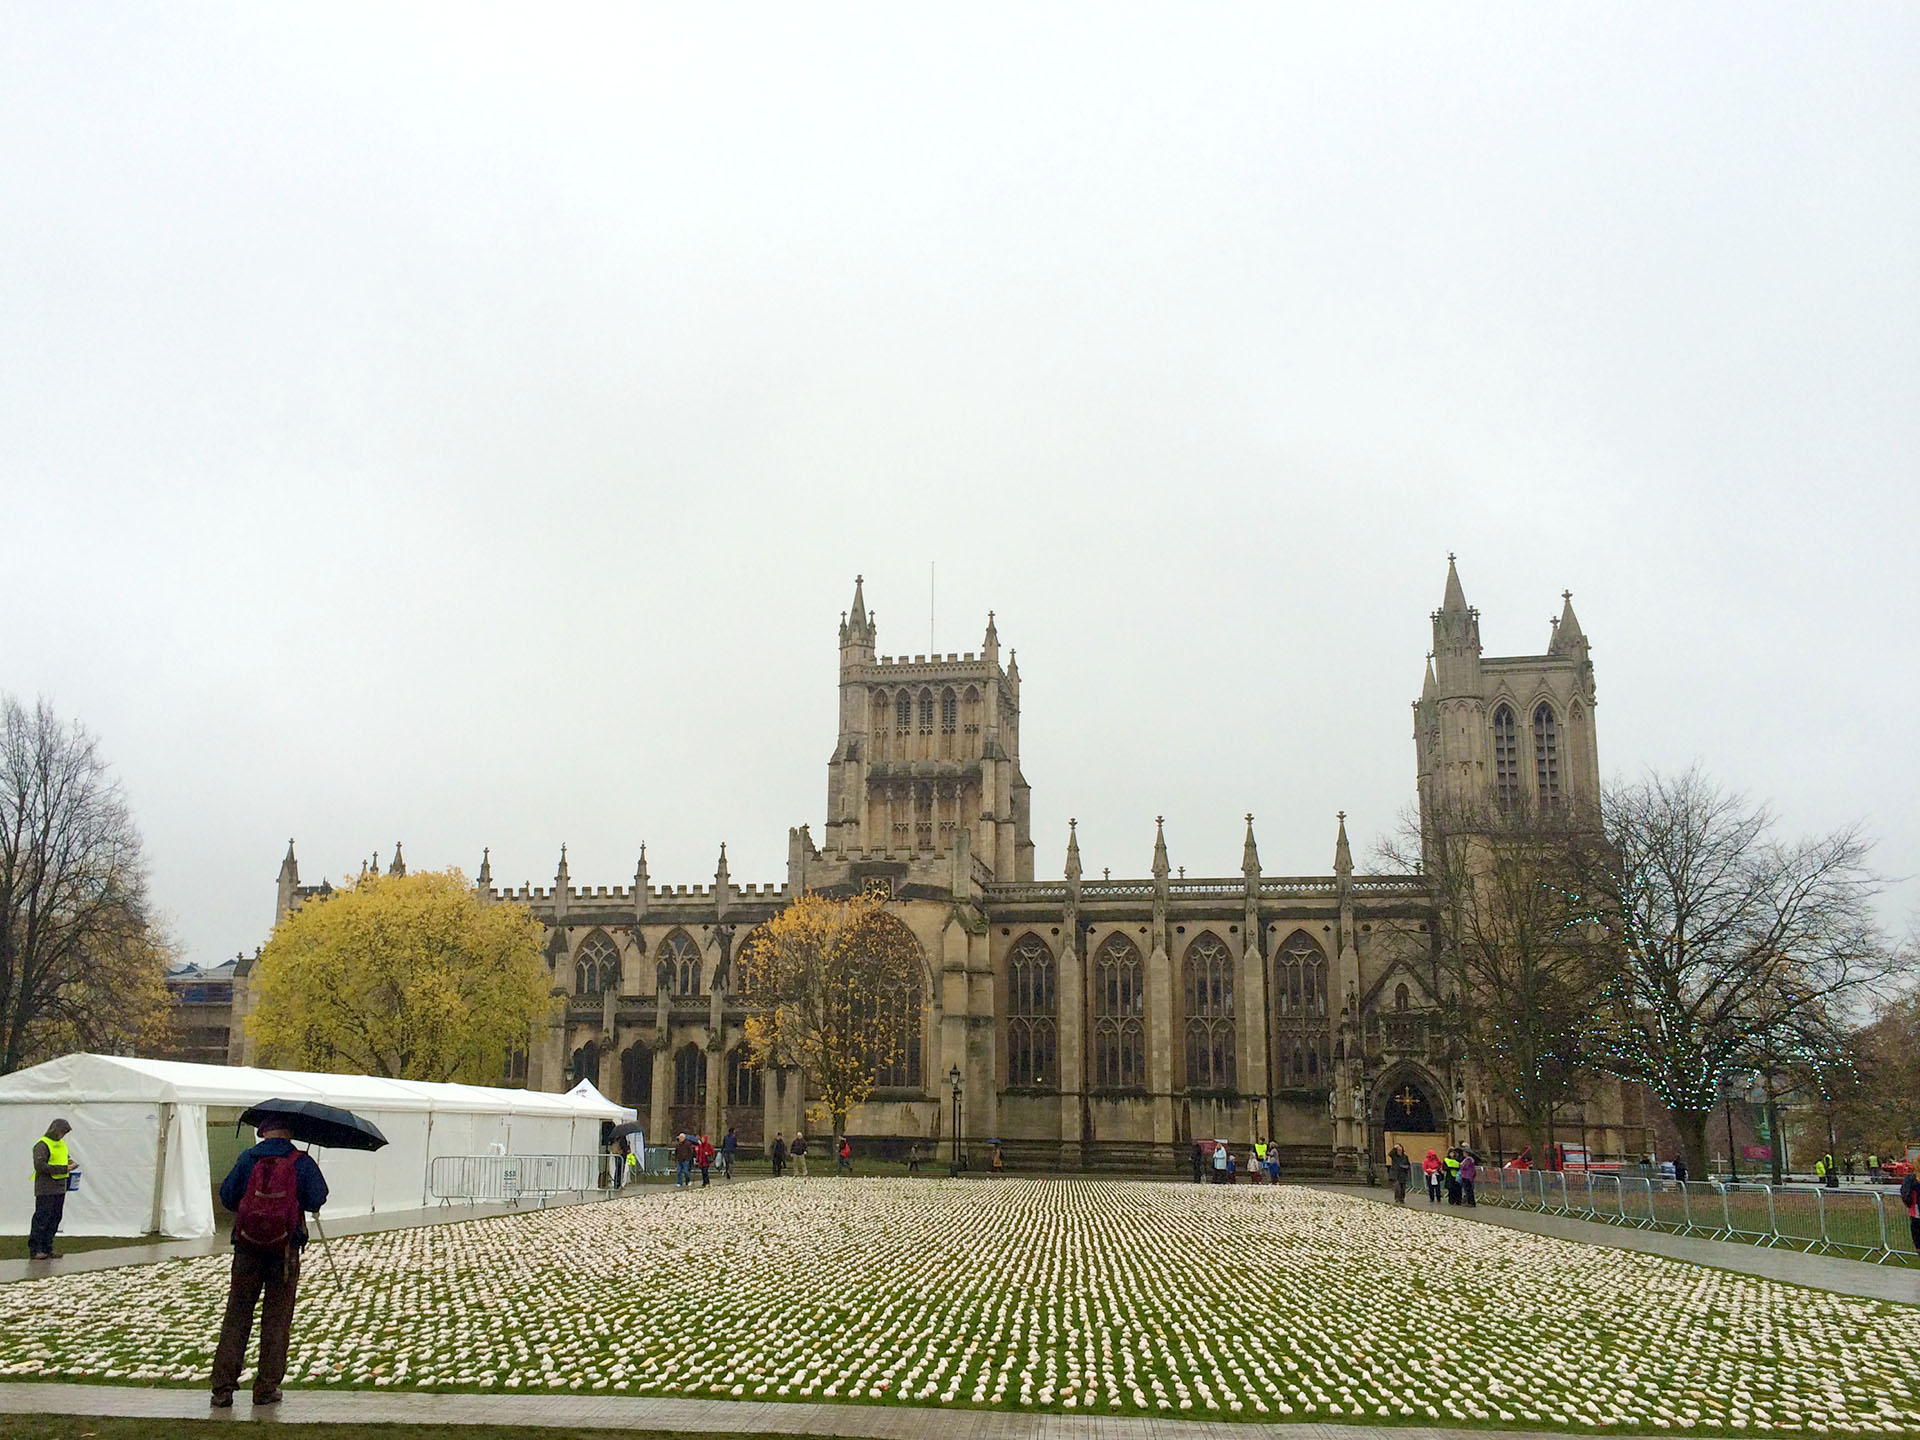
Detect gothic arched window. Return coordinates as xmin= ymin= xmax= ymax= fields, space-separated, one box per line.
xmin=918 ymin=689 xmax=935 ymax=733
xmin=620 ymin=1041 xmax=652 ymax=1109
xmin=725 ymin=1047 xmax=764 ymax=1109
xmin=574 ymin=929 xmax=620 ymax=995
xmin=1493 ymin=704 xmax=1520 ymax=811
xmin=1275 ymin=932 xmax=1326 ymax=1018
xmin=1182 ymin=932 xmax=1236 ymax=1091
xmin=1093 ymin=933 xmax=1146 ymax=1090
xmin=672 ymin=1042 xmax=706 ymax=1107
xmin=940 ymin=688 xmax=957 ymax=732
xmin=569 ymin=1039 xmax=599 ymax=1089
xmin=659 ymin=930 xmax=701 ymax=997
xmin=1395 ymin=982 xmax=1411 ymax=1012
xmin=1006 ymin=934 xmax=1057 ymax=1088
xmin=1534 ymin=703 xmax=1561 ymax=806
xmin=896 ymin=692 xmax=912 ymax=732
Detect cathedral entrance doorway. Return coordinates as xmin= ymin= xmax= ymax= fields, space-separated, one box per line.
xmin=1374 ymin=1064 xmax=1447 ymax=1163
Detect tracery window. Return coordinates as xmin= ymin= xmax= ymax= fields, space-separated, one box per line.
xmin=1493 ymin=704 xmax=1520 ymax=811
xmin=918 ymin=689 xmax=935 ymax=733
xmin=1275 ymin=933 xmax=1326 ymax=1017
xmin=1182 ymin=932 xmax=1236 ymax=1090
xmin=1093 ymin=932 xmax=1145 ymax=1090
xmin=672 ymin=1042 xmax=706 ymax=1107
xmin=896 ymin=692 xmax=912 ymax=732
xmin=659 ymin=930 xmax=701 ymax=997
xmin=620 ymin=1042 xmax=652 ymax=1109
xmin=940 ymin=689 xmax=957 ymax=732
xmin=574 ymin=929 xmax=620 ymax=995
xmin=1395 ymin=982 xmax=1411 ymax=1012
xmin=860 ymin=977 xmax=923 ymax=1088
xmin=725 ymin=1047 xmax=764 ymax=1109
xmin=1534 ymin=703 xmax=1561 ymax=806
xmin=1005 ymin=935 xmax=1057 ymax=1088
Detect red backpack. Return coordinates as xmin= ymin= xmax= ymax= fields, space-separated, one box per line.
xmin=235 ymin=1153 xmax=304 ymax=1252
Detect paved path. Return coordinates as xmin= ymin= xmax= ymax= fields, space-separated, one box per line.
xmin=0 ymin=1382 xmax=1601 ymax=1439
xmin=1319 ymin=1184 xmax=1920 ymax=1306
xmin=0 ymin=1190 xmax=621 ymax=1287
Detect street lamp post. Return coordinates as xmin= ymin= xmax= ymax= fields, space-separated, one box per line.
xmin=948 ymin=1064 xmax=963 ymax=1177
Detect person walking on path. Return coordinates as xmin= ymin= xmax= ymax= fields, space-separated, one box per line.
xmin=770 ymin=1133 xmax=787 ymax=1178
xmin=721 ymin=1128 xmax=737 ymax=1181
xmin=790 ymin=1133 xmax=809 ymax=1177
xmin=1823 ymin=1152 xmax=1839 ymax=1189
xmin=1459 ymin=1149 xmax=1478 ymax=1206
xmin=1423 ymin=1148 xmax=1443 ymax=1203
xmin=1444 ymin=1147 xmax=1463 ymax=1204
xmin=1901 ymin=1171 xmax=1919 ymax=1253
xmin=28 ymin=1118 xmax=74 ymax=1260
xmin=1211 ymin=1140 xmax=1229 ymax=1184
xmin=836 ymin=1136 xmax=853 ymax=1176
xmin=695 ymin=1135 xmax=715 ymax=1187
xmin=673 ymin=1133 xmax=694 ymax=1189
xmin=1388 ymin=1144 xmax=1411 ymax=1204
xmin=1266 ymin=1142 xmax=1281 ymax=1186
xmin=1190 ymin=1142 xmax=1205 ymax=1183
xmin=209 ymin=1121 xmax=328 ymax=1409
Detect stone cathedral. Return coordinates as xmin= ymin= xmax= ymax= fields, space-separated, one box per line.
xmin=240 ymin=560 xmax=1651 ymax=1173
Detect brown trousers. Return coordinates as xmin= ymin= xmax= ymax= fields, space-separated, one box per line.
xmin=210 ymin=1245 xmax=302 ymax=1399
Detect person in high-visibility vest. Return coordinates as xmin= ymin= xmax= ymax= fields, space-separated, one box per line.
xmin=28 ymin=1117 xmax=74 ymax=1260
xmin=1252 ymin=1139 xmax=1268 ymax=1185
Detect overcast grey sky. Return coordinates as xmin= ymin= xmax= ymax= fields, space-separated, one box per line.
xmin=4 ymin=5 xmax=1915 ymax=969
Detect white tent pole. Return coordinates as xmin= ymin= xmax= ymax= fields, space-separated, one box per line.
xmin=148 ymin=1101 xmax=174 ymax=1236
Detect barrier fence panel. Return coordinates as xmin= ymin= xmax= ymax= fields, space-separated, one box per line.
xmin=1544 ymin=1171 xmax=1570 ymax=1215
xmin=1770 ymin=1185 xmax=1826 ymax=1253
xmin=1819 ymin=1189 xmax=1890 ymax=1262
xmin=428 ymin=1153 xmax=618 ymax=1204
xmin=1649 ymin=1179 xmax=1689 ymax=1232
xmin=1681 ymin=1181 xmax=1727 ymax=1238
xmin=1720 ymin=1183 xmax=1777 ymax=1245
xmin=1588 ymin=1173 xmax=1625 ymax=1224
xmin=1618 ymin=1176 xmax=1656 ymax=1228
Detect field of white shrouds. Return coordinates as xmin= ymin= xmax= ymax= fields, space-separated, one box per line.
xmin=1 ymin=1179 xmax=1916 ymax=1432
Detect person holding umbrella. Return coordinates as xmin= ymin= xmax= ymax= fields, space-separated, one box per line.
xmin=210 ymin=1114 xmax=330 ymax=1408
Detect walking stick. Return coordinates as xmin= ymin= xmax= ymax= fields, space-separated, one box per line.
xmin=306 ymin=1210 xmax=347 ymax=1292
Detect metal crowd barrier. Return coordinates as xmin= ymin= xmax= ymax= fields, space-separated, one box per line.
xmin=1479 ymin=1168 xmax=1918 ymax=1268
xmin=428 ymin=1153 xmax=624 ymax=1205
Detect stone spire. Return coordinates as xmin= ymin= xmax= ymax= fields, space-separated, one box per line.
xmin=1334 ymin=811 xmax=1353 ymax=882
xmin=1548 ymin=590 xmax=1588 ymax=657
xmin=982 ymin=610 xmax=1000 ymax=663
xmin=633 ymin=845 xmax=649 ymax=921
xmin=1422 ymin=655 xmax=1437 ymax=701
xmin=1064 ymin=818 xmax=1082 ymax=883
xmin=275 ymin=840 xmax=300 ymax=925
xmin=1151 ymin=816 xmax=1170 ymax=880
xmin=1241 ymin=813 xmax=1261 ymax=878
xmin=1440 ymin=554 xmax=1468 ymax=617
xmin=714 ymin=841 xmax=731 ymax=920
xmin=1006 ymin=648 xmax=1020 ymax=692
xmin=389 ymin=841 xmax=406 ymax=878
xmin=553 ymin=843 xmax=570 ymax=919
xmin=476 ymin=846 xmax=491 ymax=889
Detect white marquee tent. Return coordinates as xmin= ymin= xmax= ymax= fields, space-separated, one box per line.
xmin=0 ymin=1053 xmax=632 ymax=1240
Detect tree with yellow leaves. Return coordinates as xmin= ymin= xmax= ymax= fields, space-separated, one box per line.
xmin=738 ymin=891 xmax=924 ymax=1134
xmin=248 ymin=868 xmax=549 ymax=1084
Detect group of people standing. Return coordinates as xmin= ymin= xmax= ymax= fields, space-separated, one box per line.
xmin=1387 ymin=1144 xmax=1478 ymax=1205
xmin=1189 ymin=1138 xmax=1282 ymax=1184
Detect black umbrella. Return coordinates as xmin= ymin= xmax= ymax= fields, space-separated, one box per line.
xmin=237 ymin=1098 xmax=388 ymax=1152
xmin=606 ymin=1122 xmax=645 ymax=1141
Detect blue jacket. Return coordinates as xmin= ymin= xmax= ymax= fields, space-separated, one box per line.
xmin=219 ymin=1139 xmax=329 ymax=1247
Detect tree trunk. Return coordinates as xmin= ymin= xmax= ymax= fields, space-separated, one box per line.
xmin=1673 ymin=1108 xmax=1711 ymax=1179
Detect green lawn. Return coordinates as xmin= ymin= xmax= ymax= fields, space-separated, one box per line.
xmin=0 ymin=1419 xmax=730 ymax=1440
xmin=2 ymin=1181 xmax=1916 ymax=1433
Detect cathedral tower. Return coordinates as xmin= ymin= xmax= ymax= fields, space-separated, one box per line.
xmin=822 ymin=577 xmax=1034 ymax=880
xmin=1414 ymin=557 xmax=1601 ymax=837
